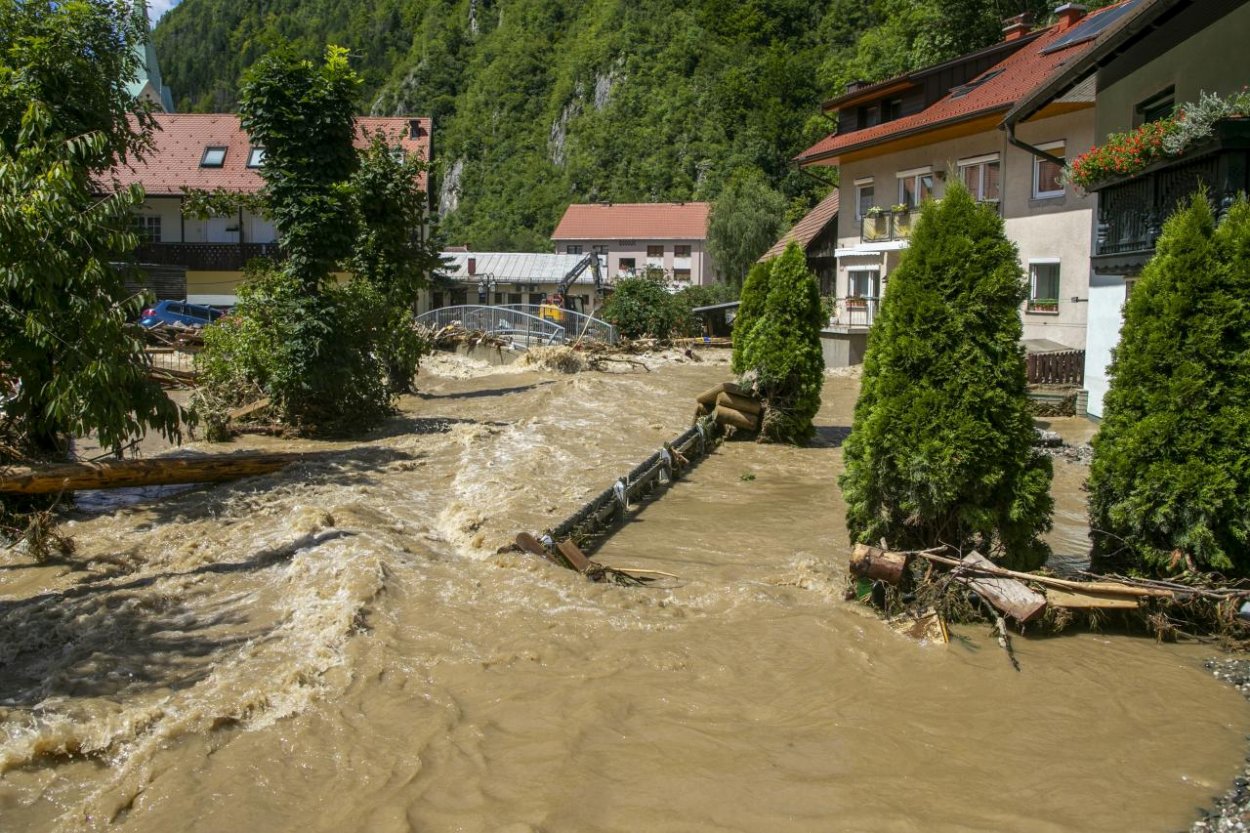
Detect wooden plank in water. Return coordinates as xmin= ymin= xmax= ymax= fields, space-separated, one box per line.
xmin=955 ymin=552 xmax=1047 ymax=623
xmin=555 ymin=539 xmax=592 ymax=573
xmin=228 ymin=397 xmax=272 ymax=421
xmin=887 ymin=608 xmax=949 ymax=644
xmin=1045 ymin=587 xmax=1141 ymax=610
xmin=515 ymin=533 xmax=561 ymax=566
xmin=0 ymin=452 xmax=327 ymax=495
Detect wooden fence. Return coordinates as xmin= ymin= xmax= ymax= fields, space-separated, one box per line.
xmin=1027 ymin=350 xmax=1085 ymax=386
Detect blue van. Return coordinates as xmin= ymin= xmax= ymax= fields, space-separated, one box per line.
xmin=139 ymin=300 xmax=225 ymax=328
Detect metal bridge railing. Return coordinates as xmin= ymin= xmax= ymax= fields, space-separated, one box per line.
xmin=414 ymin=304 xmax=618 ymax=346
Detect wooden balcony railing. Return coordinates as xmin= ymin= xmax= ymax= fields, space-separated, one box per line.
xmin=135 ymin=242 xmax=283 ymax=271
xmin=1027 ymin=349 xmax=1085 ymax=386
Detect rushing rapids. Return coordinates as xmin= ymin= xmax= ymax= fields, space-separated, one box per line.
xmin=0 ymin=350 xmax=1246 ymax=832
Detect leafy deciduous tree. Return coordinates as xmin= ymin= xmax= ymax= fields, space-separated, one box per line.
xmin=0 ymin=0 xmax=180 ymax=457
xmin=707 ymin=169 xmax=788 ymax=285
xmin=838 ymin=183 xmax=1052 ymax=569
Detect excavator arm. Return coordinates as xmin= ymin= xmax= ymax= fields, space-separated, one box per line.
xmin=552 ymin=252 xmax=604 ymax=310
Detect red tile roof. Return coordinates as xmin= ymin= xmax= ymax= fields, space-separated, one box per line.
xmin=105 ymin=113 xmax=431 ymax=196
xmin=551 ymin=202 xmax=711 ymax=241
xmin=760 ymin=190 xmax=839 ymax=261
xmin=797 ymin=1 xmax=1136 ymax=165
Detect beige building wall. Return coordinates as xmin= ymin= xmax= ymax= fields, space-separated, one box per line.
xmin=553 ymin=238 xmax=714 ymax=286
xmin=1094 ymin=4 xmax=1250 ymax=139
xmin=134 ymin=197 xmax=277 ymax=245
xmin=832 ymin=107 xmax=1093 ymax=348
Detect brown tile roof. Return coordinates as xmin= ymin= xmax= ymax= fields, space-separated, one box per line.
xmin=105 ymin=113 xmax=431 ymax=196
xmin=551 ymin=202 xmax=711 ymax=241
xmin=797 ymin=0 xmax=1140 ymax=165
xmin=760 ymin=190 xmax=839 ymax=261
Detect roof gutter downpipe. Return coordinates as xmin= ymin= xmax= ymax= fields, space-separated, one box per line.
xmin=1004 ymin=121 xmax=1066 ymax=168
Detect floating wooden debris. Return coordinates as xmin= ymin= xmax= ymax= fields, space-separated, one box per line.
xmin=953 ymin=552 xmax=1047 ymax=623
xmin=228 ymin=397 xmax=272 ymax=422
xmin=0 ymin=451 xmax=335 ymax=495
xmin=887 ymin=608 xmax=949 ymax=644
xmin=1045 ymin=587 xmax=1141 ymax=610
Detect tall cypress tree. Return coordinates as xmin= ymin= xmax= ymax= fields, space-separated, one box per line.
xmin=839 ymin=182 xmax=1052 ymax=569
xmin=731 ymin=259 xmax=773 ymax=374
xmin=738 ymin=242 xmax=825 ymax=444
xmin=1089 ymin=195 xmax=1250 ymax=574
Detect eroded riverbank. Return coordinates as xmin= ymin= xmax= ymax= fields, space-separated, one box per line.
xmin=1 ymin=351 xmax=1246 ymax=832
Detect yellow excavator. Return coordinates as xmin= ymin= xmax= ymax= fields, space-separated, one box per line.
xmin=540 ymin=253 xmax=605 ymax=323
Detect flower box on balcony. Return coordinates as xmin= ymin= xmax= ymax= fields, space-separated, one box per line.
xmin=1027 ymin=300 xmax=1059 ymax=314
xmin=861 ymin=215 xmax=889 ymax=241
xmin=846 ymin=297 xmax=868 ymax=309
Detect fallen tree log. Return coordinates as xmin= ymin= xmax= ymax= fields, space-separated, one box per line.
xmin=954 ymin=552 xmax=1047 ymax=623
xmin=228 ymin=397 xmax=272 ymax=422
xmin=0 ymin=451 xmax=330 ymax=495
xmin=850 ymin=543 xmax=911 ymax=585
xmin=696 ymin=381 xmax=748 ymax=407
xmin=713 ymin=405 xmax=757 ymax=432
xmin=715 ymin=391 xmax=762 ymax=416
xmin=912 ymin=550 xmax=1176 ymax=599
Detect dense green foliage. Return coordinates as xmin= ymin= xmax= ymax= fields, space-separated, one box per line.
xmin=199 ymin=48 xmax=436 ymax=436
xmin=350 ymin=135 xmax=442 ymax=391
xmin=737 ymin=242 xmax=824 ymax=444
xmin=838 ymin=184 xmax=1052 ymax=569
xmin=599 ymin=272 xmax=685 ymax=340
xmin=0 ymin=0 xmax=180 ymax=456
xmin=730 ymin=260 xmax=772 ymax=374
xmin=1088 ymin=195 xmax=1250 ymax=575
xmin=152 ymin=0 xmax=1094 ymax=249
xmin=707 ymin=170 xmax=788 ymax=285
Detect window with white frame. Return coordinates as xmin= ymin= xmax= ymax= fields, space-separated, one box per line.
xmin=1033 ymin=142 xmax=1066 ymax=199
xmin=133 ymin=215 xmax=161 ymax=243
xmin=855 ymin=178 xmax=875 ymax=219
xmin=1028 ymin=261 xmax=1060 ymax=312
xmin=847 ymin=268 xmax=879 ymax=299
xmin=247 ymin=147 xmax=265 ymax=168
xmin=897 ymin=167 xmax=933 ymax=209
xmin=958 ymin=154 xmax=1000 ymax=203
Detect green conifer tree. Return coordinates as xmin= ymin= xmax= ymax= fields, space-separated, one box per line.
xmin=839 ymin=182 xmax=1052 ymax=569
xmin=1088 ymin=194 xmax=1250 ymax=574
xmin=737 ymin=242 xmax=824 ymax=444
xmin=730 ymin=259 xmax=773 ymax=374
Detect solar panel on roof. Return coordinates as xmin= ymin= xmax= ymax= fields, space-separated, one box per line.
xmin=1041 ymin=0 xmax=1146 ymax=54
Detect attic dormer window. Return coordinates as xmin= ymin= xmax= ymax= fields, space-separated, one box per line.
xmin=951 ymin=69 xmax=1004 ymax=99
xmin=201 ymin=146 xmax=227 ymax=167
xmin=247 ymin=147 xmax=265 ymax=168
xmin=390 ymin=148 xmax=406 ymax=163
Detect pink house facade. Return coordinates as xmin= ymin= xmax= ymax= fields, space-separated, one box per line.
xmin=551 ymin=202 xmax=717 ymax=286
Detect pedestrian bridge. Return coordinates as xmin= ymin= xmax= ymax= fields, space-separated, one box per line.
xmin=414 ymin=305 xmax=619 ymax=346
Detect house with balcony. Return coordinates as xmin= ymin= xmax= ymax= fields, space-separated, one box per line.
xmin=551 ymin=202 xmax=715 ymax=286
xmin=107 ymin=113 xmax=431 ymax=306
xmin=796 ymin=3 xmax=1128 ymax=365
xmin=759 ymin=190 xmax=840 ymax=295
xmin=1003 ymin=0 xmax=1250 ymax=417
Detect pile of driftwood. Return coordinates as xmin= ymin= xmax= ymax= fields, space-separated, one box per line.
xmin=142 ymin=323 xmax=206 ymax=350
xmin=850 ymin=544 xmax=1250 ymax=652
xmin=694 ymin=381 xmax=763 ymax=435
xmin=424 ymin=322 xmax=510 ymax=351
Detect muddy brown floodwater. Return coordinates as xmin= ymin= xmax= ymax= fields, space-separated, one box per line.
xmin=1 ymin=350 xmax=1246 ymax=833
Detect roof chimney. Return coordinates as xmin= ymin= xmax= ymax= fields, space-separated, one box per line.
xmin=1054 ymin=3 xmax=1088 ymax=31
xmin=408 ymin=118 xmax=424 ymax=139
xmin=467 ymin=257 xmax=476 ymax=276
xmin=1002 ymin=12 xmax=1035 ymax=41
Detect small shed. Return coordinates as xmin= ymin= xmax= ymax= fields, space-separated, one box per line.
xmin=690 ymin=301 xmax=740 ymax=338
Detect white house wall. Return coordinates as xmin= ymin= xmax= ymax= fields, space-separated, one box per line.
xmin=1084 ymin=273 xmax=1128 ymax=418
xmin=553 ymin=238 xmax=714 ymax=285
xmin=834 ymin=108 xmax=1094 ymax=348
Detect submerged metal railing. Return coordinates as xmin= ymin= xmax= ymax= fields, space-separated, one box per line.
xmin=415 ymin=304 xmax=618 ymax=345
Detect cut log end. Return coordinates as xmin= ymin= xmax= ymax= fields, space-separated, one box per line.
xmin=849 ymin=543 xmax=912 ymax=585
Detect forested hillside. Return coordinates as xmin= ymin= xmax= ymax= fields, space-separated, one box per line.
xmin=153 ymin=0 xmax=1080 ymax=250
